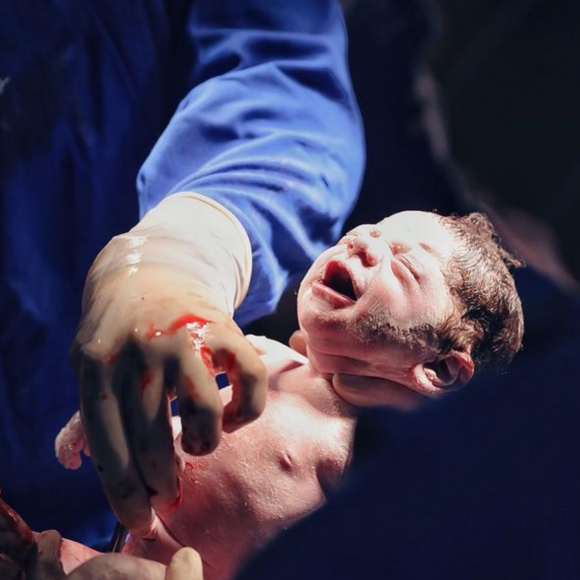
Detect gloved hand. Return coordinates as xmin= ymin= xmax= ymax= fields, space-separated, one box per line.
xmin=71 ymin=194 xmax=267 ymax=536
xmin=66 ymin=548 xmax=203 ymax=580
xmin=0 ymin=495 xmax=66 ymax=580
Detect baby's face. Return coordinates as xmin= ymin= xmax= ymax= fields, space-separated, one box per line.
xmin=297 ymin=211 xmax=458 ymax=397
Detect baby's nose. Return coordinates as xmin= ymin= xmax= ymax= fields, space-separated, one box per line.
xmin=347 ymin=234 xmax=381 ymax=266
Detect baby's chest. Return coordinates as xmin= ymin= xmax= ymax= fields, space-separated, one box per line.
xmin=178 ymin=391 xmax=353 ymax=520
xmin=219 ymin=395 xmax=353 ymax=528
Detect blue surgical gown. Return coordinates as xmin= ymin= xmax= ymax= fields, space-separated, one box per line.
xmin=0 ymin=0 xmax=363 ymax=547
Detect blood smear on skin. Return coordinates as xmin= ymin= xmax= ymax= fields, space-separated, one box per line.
xmin=167 ymin=479 xmax=183 ymax=512
xmin=225 ymin=352 xmax=237 ymax=374
xmin=200 ymin=346 xmax=215 ymax=374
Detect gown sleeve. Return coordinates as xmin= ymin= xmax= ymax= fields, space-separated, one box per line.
xmin=137 ymin=0 xmax=365 ymax=326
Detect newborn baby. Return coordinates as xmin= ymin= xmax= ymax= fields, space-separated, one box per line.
xmin=3 ymin=211 xmax=524 ymax=580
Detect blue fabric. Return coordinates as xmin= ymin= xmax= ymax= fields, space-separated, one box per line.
xmin=138 ymin=0 xmax=364 ymax=324
xmin=0 ymin=0 xmax=362 ymax=547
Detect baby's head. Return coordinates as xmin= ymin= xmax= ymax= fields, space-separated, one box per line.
xmin=297 ymin=210 xmax=523 ymax=406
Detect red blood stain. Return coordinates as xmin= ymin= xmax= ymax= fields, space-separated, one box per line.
xmin=184 ymin=462 xmax=194 ymax=471
xmin=146 ymin=314 xmax=212 ymax=340
xmin=140 ymin=367 xmax=153 ymax=393
xmin=225 ymin=352 xmax=237 ymax=374
xmin=200 ymin=346 xmax=215 ymax=374
xmin=168 ymin=314 xmax=211 ymax=333
xmin=145 ymin=322 xmax=159 ymax=341
xmin=105 ymin=353 xmax=118 ymax=364
xmin=167 ymin=480 xmax=183 ymax=513
xmin=167 ymin=493 xmax=182 ymax=512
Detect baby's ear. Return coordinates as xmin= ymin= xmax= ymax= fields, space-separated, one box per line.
xmin=411 ymin=351 xmax=474 ymax=395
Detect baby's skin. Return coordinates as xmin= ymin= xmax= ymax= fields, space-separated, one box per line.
xmin=123 ymin=337 xmax=356 ymax=580
xmin=55 ymin=337 xmax=357 ymax=580
xmin=3 ymin=211 xmax=482 ymax=579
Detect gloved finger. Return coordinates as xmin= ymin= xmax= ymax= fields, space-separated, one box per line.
xmin=79 ymin=355 xmax=154 ymax=537
xmin=207 ymin=333 xmax=267 ymax=433
xmin=67 ymin=553 xmax=166 ymax=580
xmin=32 ymin=530 xmax=66 ymax=580
xmin=0 ymin=496 xmax=36 ymax=563
xmin=177 ymin=352 xmax=223 ymax=456
xmin=0 ymin=554 xmax=23 ymax=580
xmin=122 ymin=359 xmax=180 ymax=514
xmin=166 ymin=548 xmax=204 ymax=580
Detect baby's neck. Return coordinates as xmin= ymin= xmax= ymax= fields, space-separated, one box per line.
xmin=271 ymin=362 xmax=358 ymax=418
xmin=302 ymin=360 xmax=426 ymax=411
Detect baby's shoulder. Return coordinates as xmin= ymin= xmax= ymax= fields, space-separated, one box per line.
xmin=245 ymin=335 xmax=308 ymax=377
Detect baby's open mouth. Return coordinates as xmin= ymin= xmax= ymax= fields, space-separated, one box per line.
xmin=323 ymin=262 xmax=358 ymax=301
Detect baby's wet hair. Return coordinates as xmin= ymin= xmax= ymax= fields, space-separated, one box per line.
xmin=437 ymin=212 xmax=524 ymax=370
